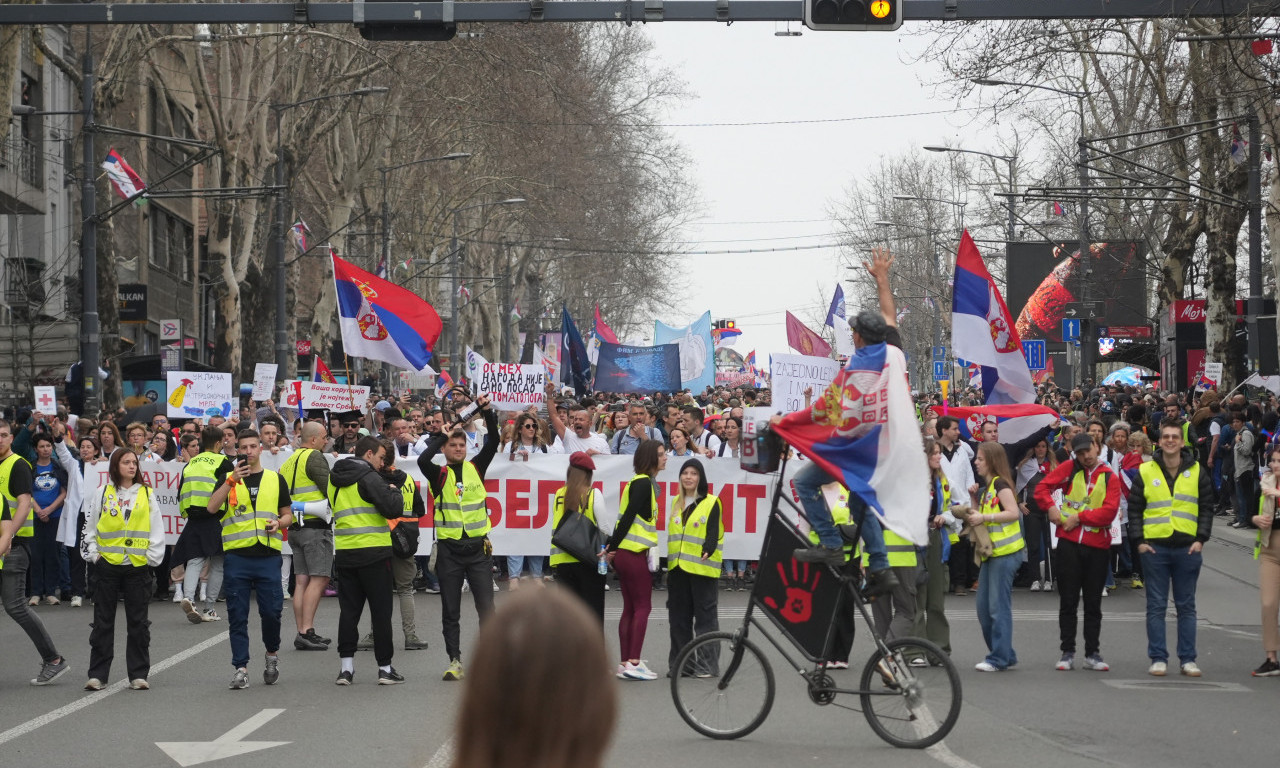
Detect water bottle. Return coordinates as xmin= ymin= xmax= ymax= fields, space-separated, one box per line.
xmin=597 ymin=545 xmax=608 ymax=575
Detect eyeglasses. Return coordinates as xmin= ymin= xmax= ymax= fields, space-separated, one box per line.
xmin=522 ymin=424 xmax=536 ymax=429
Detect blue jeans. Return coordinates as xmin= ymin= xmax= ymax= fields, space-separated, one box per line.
xmin=223 ymin=553 xmax=284 ymax=669
xmin=507 ymin=555 xmax=543 ymax=581
xmin=30 ymin=517 xmax=62 ymax=597
xmin=976 ymin=549 xmax=1024 ymax=669
xmin=1140 ymin=544 xmax=1202 ymax=664
xmin=793 ymin=461 xmax=888 ymax=571
xmin=723 ymin=560 xmax=748 ymax=575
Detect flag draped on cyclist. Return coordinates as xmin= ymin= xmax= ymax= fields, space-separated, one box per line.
xmin=771 ymin=340 xmax=929 ymax=547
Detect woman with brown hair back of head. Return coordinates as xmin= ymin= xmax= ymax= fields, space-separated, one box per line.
xmin=452 ymin=588 xmax=617 ymax=768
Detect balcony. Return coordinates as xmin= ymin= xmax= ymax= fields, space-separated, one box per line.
xmin=0 ymin=131 xmax=44 ymax=215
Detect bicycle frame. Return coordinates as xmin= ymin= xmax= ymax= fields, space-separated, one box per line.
xmin=720 ymin=449 xmax=903 ymax=699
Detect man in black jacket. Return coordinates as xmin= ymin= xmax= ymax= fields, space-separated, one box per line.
xmin=329 ymin=436 xmax=406 ymax=685
xmin=418 ymin=395 xmax=498 ymax=681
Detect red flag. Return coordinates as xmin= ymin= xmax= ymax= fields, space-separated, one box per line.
xmin=785 ymin=311 xmax=832 ymax=357
xmin=1253 ymin=39 xmax=1273 ymax=55
xmin=593 ymin=304 xmax=619 ymax=344
xmin=313 ymin=357 xmax=338 ymax=383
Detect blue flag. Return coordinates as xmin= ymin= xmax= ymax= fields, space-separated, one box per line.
xmin=595 ymin=342 xmax=682 ymax=393
xmin=560 ymin=306 xmax=593 ymax=397
xmin=824 ymin=284 xmax=846 ymax=328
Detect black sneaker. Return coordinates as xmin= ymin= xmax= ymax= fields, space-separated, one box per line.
xmin=1253 ymin=659 xmax=1280 ymax=677
xmin=264 ymin=656 xmax=280 ymax=685
xmin=863 ymin=568 xmax=900 ymax=598
xmin=335 ymin=670 xmax=354 ymax=686
xmin=307 ymin=628 xmax=332 ymax=646
xmin=294 ymin=632 xmax=326 ymax=651
xmin=31 ymin=657 xmax=69 ymax=686
xmin=378 ymin=667 xmax=405 ymax=685
xmin=793 ymin=545 xmax=847 ymax=567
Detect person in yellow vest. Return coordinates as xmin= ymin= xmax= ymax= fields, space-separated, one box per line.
xmin=914 ymin=437 xmax=960 ymax=655
xmin=0 ymin=419 xmax=69 ymax=685
xmin=356 ymin=441 xmax=429 ymax=652
xmin=1251 ymin=449 xmax=1280 ymax=677
xmin=82 ymin=449 xmax=164 ymax=690
xmin=964 ymin=441 xmax=1025 ymax=672
xmin=1127 ymin=422 xmax=1214 ymax=678
xmin=666 ymin=458 xmax=722 ymax=675
xmin=550 ymin=451 xmax=610 ymax=623
xmin=206 ymin=429 xmax=294 ymax=690
xmin=418 ymin=394 xmax=500 ymax=682
xmin=868 ymin=498 xmax=919 ymax=646
xmin=330 ymin=435 xmax=409 ymax=685
xmin=282 ymin=422 xmax=334 ymax=651
xmin=172 ymin=425 xmax=233 ymax=624
xmin=1035 ymin=432 xmax=1120 ymax=673
xmin=604 ymin=439 xmax=667 ymax=681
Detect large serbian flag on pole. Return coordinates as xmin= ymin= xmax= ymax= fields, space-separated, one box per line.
xmin=772 ymin=341 xmax=929 ymax=547
xmin=332 ymin=254 xmax=442 ymax=372
xmin=952 ymin=231 xmax=1037 ymax=405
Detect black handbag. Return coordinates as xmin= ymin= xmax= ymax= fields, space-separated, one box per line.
xmin=551 ymin=506 xmax=605 ymax=564
xmin=390 ymin=520 xmax=420 ymax=559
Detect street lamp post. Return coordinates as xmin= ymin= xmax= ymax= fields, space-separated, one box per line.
xmin=973 ymin=78 xmax=1092 ymax=387
xmin=922 ymin=145 xmax=1017 ymax=242
xmin=449 ymin=198 xmax=525 ymax=378
xmin=270 ymin=86 xmax=387 ymax=381
xmin=378 ymin=152 xmax=471 ymax=273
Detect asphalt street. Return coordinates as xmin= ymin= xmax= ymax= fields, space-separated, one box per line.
xmin=0 ymin=520 xmax=1272 ymax=768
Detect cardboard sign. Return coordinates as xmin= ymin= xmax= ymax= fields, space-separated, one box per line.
xmin=33 ymin=386 xmax=57 ymax=412
xmin=165 ymin=371 xmax=233 ymax=418
xmin=251 ymin=363 xmax=278 ymax=400
xmin=770 ymin=353 xmax=841 ymax=413
xmin=476 ymin=363 xmax=547 ymax=410
xmin=300 ymin=381 xmax=370 ymax=412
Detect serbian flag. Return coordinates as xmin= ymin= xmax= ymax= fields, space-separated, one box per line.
xmin=745 ymin=350 xmax=757 ymax=372
xmin=771 ymin=341 xmax=929 ymax=547
xmin=1051 ymin=201 xmax=1065 ymax=217
xmin=289 ymin=219 xmax=310 ymax=253
xmin=712 ymin=325 xmax=742 ymax=348
xmin=435 ymin=371 xmax=454 ymax=399
xmin=952 ymin=231 xmax=1036 ymax=405
xmin=944 ymin=403 xmax=1061 ymax=444
xmin=593 ymin=305 xmax=618 ymax=344
xmin=332 ymin=254 xmax=442 ymax=373
xmin=312 ymin=357 xmax=338 ymax=383
xmin=102 ymin=149 xmax=147 ymax=204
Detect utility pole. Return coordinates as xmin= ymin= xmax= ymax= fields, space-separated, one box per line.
xmin=1247 ymin=112 xmax=1262 ymax=373
xmin=80 ymin=29 xmax=100 ymax=416
xmin=1077 ymin=135 xmax=1092 ymax=390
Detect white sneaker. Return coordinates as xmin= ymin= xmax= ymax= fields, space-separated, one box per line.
xmin=1148 ymin=661 xmax=1167 ymax=676
xmin=172 ymin=585 xmax=185 ymax=603
xmin=70 ymin=596 xmax=82 ymax=608
xmin=615 ymin=663 xmax=628 ymax=680
xmin=462 ymin=582 xmax=470 ymax=593
xmin=44 ymin=595 xmax=60 ymax=606
xmin=1029 ymin=580 xmax=1042 ymax=592
xmin=623 ymin=661 xmax=658 ymax=681
xmin=974 ymin=661 xmax=1000 ymax=672
xmin=1180 ymin=662 xmax=1202 ymax=677
xmin=1043 ymin=580 xmax=1054 ymax=592
xmin=27 ymin=596 xmax=39 ymax=607
xmin=201 ymin=609 xmax=222 ymax=622
xmin=492 ymin=581 xmax=499 ymax=592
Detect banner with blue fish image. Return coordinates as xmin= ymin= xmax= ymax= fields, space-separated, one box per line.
xmin=594 ymin=342 xmax=683 ymax=393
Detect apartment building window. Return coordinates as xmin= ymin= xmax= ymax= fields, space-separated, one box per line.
xmin=150 ymin=207 xmax=193 ymax=280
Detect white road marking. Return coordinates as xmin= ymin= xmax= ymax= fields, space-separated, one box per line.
xmin=423 ymin=735 xmax=455 ymax=768
xmin=156 ymin=708 xmax=290 ymax=766
xmin=0 ymin=631 xmax=228 ymax=748
xmin=927 ymin=740 xmax=984 ymax=768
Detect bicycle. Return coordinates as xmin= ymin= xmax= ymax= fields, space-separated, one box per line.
xmin=668 ymin=447 xmax=962 ymax=749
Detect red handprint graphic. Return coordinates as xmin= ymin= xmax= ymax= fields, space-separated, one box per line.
xmin=764 ymin=557 xmax=822 ymax=624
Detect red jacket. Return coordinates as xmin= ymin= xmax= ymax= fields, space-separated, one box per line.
xmin=1033 ymin=459 xmax=1120 ymax=550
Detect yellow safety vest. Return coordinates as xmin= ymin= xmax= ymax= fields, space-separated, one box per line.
xmin=617 ymin=474 xmax=658 ymax=552
xmin=95 ymin=484 xmax=153 ymax=567
xmin=281 ymin=448 xmax=327 ymax=511
xmin=391 ymin=479 xmax=417 ymax=529
xmin=1137 ymin=461 xmax=1199 ymax=540
xmin=179 ymin=451 xmax=225 ymax=517
xmin=433 ymin=462 xmax=491 ymax=540
xmin=550 ymin=487 xmax=598 ymax=567
xmin=939 ymin=476 xmax=958 ymax=544
xmin=980 ymin=477 xmax=1024 ymax=559
xmin=1182 ymin=421 xmax=1192 ymax=449
xmin=0 ymin=453 xmax=34 ymax=539
xmin=808 ymin=495 xmax=856 ymax=560
xmin=329 ymin=480 xmax=392 ymax=551
xmin=220 ymin=470 xmax=284 ymax=553
xmin=668 ymin=494 xmax=723 ymax=578
xmin=1064 ymin=468 xmax=1110 ymax=534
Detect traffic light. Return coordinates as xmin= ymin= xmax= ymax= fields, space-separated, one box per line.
xmin=803 ymin=0 xmax=901 ymax=30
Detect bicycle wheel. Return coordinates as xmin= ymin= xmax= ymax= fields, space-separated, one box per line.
xmin=858 ymin=637 xmax=961 ymax=749
xmin=670 ymin=631 xmax=775 ymax=740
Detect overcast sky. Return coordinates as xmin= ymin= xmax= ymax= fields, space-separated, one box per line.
xmin=642 ymin=23 xmax=989 ymax=359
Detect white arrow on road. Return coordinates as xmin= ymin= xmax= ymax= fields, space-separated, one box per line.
xmin=157 ymin=708 xmax=290 ymax=767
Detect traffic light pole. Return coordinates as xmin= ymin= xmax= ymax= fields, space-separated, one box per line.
xmin=80 ymin=29 xmax=100 ymax=417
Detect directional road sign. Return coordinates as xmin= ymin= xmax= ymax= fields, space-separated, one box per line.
xmin=932 ymin=361 xmax=949 ymax=381
xmin=1021 ymin=340 xmax=1047 ymax=371
xmin=1061 ymin=318 xmax=1081 ymax=345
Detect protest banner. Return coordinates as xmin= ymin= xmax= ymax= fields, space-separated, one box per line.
xmin=300 ymin=381 xmax=370 ymax=412
xmin=166 ymin=371 xmax=233 ymax=418
xmin=769 ymin=353 xmax=841 ymax=412
xmin=594 ymin=342 xmax=682 ymax=392
xmin=33 ymin=386 xmax=57 ymax=412
xmin=475 ymin=363 xmax=547 ymax=410
xmin=251 ymin=363 xmax=278 ymax=400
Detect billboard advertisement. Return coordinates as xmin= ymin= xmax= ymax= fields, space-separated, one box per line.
xmin=1005 ymin=241 xmax=1148 ymax=342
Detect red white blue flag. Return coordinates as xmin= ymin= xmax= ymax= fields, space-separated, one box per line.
xmin=951 ymin=231 xmax=1036 ymax=405
xmin=943 ymin=403 xmax=1061 ymax=445
xmin=772 ymin=341 xmax=929 ymax=546
xmin=101 ymin=149 xmax=147 ymax=204
xmin=289 ymin=219 xmax=310 ymax=253
xmin=332 ymin=254 xmax=442 ymax=373
xmin=435 ymin=370 xmax=454 ymax=399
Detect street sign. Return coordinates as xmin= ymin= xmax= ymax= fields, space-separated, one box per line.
xmin=160 ymin=318 xmax=181 ymax=343
xmin=1062 ymin=302 xmax=1098 ymax=319
xmin=955 ymin=357 xmax=969 ymax=367
xmin=932 ymin=361 xmax=949 ymax=381
xmin=931 ymin=346 xmax=946 ymax=362
xmin=1062 ymin=318 xmax=1081 ymax=343
xmin=1103 ymin=325 xmax=1153 ymax=339
xmin=295 ymin=340 xmax=313 ymax=355
xmin=1021 ymin=340 xmax=1047 ymax=371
